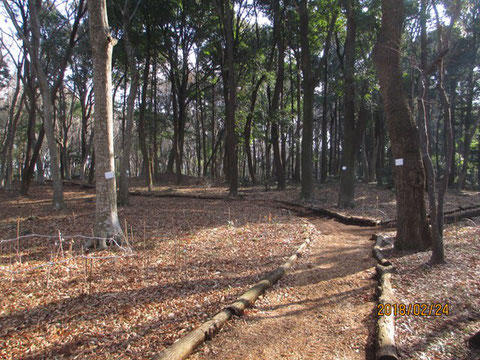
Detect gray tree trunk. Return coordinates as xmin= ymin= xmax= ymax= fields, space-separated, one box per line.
xmin=88 ymin=0 xmax=124 ymax=248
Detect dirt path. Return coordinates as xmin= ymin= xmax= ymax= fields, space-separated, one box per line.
xmin=190 ymin=218 xmax=377 ymax=360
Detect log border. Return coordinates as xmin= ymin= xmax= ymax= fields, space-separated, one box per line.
xmin=63 ymin=181 xmax=480 ymax=228
xmin=153 ymin=235 xmax=312 ymax=360
xmin=372 ymin=234 xmax=399 ymax=360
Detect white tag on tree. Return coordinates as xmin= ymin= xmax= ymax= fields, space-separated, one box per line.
xmin=395 ymin=158 xmax=404 ymax=166
xmin=342 ymin=166 xmax=347 ymax=171
xmin=105 ymin=171 xmax=115 ymax=179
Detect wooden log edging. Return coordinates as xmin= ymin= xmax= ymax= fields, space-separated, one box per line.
xmin=274 ymin=200 xmax=381 ymax=227
xmin=372 ymin=235 xmax=399 ymax=360
xmin=153 ymin=235 xmax=312 ymax=360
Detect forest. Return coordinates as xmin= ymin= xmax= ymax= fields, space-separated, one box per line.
xmin=0 ymin=0 xmax=479 ymax=359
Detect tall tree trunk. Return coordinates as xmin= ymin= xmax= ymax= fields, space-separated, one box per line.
xmin=293 ymin=54 xmax=301 ymax=182
xmin=374 ymin=0 xmax=431 ymax=251
xmin=138 ymin=26 xmax=153 ymax=190
xmin=338 ymin=0 xmax=357 ymax=208
xmin=299 ymin=0 xmax=314 ymax=200
xmin=88 ymin=0 xmax=124 ymax=247
xmin=217 ymin=0 xmax=238 ymax=196
xmin=320 ymin=14 xmax=337 ymax=183
xmin=118 ymin=0 xmax=140 ymax=206
xmin=270 ymin=0 xmax=286 ymax=190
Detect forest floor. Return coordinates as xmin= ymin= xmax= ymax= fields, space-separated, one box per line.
xmin=0 ymin=179 xmax=479 ymax=359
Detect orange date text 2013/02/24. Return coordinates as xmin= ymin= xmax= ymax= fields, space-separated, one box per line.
xmin=377 ymin=303 xmax=450 ymax=317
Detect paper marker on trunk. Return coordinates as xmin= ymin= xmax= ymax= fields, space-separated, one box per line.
xmin=105 ymin=171 xmax=115 ymax=179
xmin=395 ymin=158 xmax=404 ymax=166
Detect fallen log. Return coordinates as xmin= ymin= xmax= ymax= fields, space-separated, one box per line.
xmin=372 ymin=233 xmax=399 ymax=360
xmin=154 ymin=237 xmax=311 ymax=360
xmin=63 ymin=180 xmax=95 ymax=189
xmin=444 ymin=209 xmax=480 ymax=224
xmin=129 ymin=191 xmax=223 ymax=201
xmin=275 ymin=200 xmax=380 ymax=227
xmin=376 ymin=264 xmax=399 ymax=360
xmin=373 ymin=236 xmax=392 ymax=267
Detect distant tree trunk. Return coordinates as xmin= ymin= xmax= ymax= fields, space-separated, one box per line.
xmin=270 ymin=0 xmax=286 ymax=190
xmin=293 ymin=53 xmax=301 ymax=182
xmin=0 ymin=62 xmax=25 ymax=190
xmin=167 ymin=74 xmax=178 ymax=174
xmin=118 ymin=0 xmax=140 ymax=206
xmin=211 ymin=83 xmax=216 ymax=178
xmin=88 ymin=0 xmax=124 ymax=247
xmin=20 ymin=79 xmax=40 ymax=194
xmin=36 ymin=155 xmax=45 ymax=184
xmin=299 ymin=0 xmax=314 ymax=200
xmin=338 ymin=1 xmax=366 ymax=208
xmin=374 ymin=0 xmax=431 ymax=251
xmin=137 ymin=26 xmax=153 ymax=191
xmin=321 ymin=13 xmax=337 ymax=183
xmin=216 ymin=0 xmax=238 ymax=196
xmin=22 ymin=127 xmax=45 ymax=193
xmin=21 ymin=64 xmax=37 ymax=194
xmin=244 ymin=74 xmax=265 ymax=184
xmin=79 ymin=88 xmax=93 ymax=180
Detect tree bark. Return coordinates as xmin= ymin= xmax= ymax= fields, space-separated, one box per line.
xmin=244 ymin=74 xmax=265 ymax=184
xmin=216 ymin=0 xmax=238 ymax=196
xmin=374 ymin=0 xmax=431 ymax=251
xmin=88 ymin=0 xmax=124 ymax=247
xmin=118 ymin=0 xmax=140 ymax=206
xmin=270 ymin=0 xmax=286 ymax=190
xmin=338 ymin=0 xmax=360 ymax=208
xmin=320 ymin=13 xmax=337 ymax=183
xmin=299 ymin=0 xmax=314 ymax=200
xmin=137 ymin=26 xmax=153 ymax=191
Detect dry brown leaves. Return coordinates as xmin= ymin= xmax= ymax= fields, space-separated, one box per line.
xmin=392 ymin=224 xmax=480 ymax=360
xmin=0 ymin=184 xmax=311 ymax=359
xmin=1 ymin=181 xmax=479 ymax=360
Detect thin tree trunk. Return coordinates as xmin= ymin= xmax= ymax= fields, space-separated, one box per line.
xmin=299 ymin=0 xmax=314 ymax=200
xmin=244 ymin=74 xmax=265 ymax=184
xmin=118 ymin=0 xmax=140 ymax=206
xmin=320 ymin=14 xmax=337 ymax=183
xmin=270 ymin=0 xmax=285 ymax=190
xmin=138 ymin=26 xmax=153 ymax=190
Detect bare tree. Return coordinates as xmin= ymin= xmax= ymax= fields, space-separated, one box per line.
xmin=2 ymin=0 xmax=86 ymax=209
